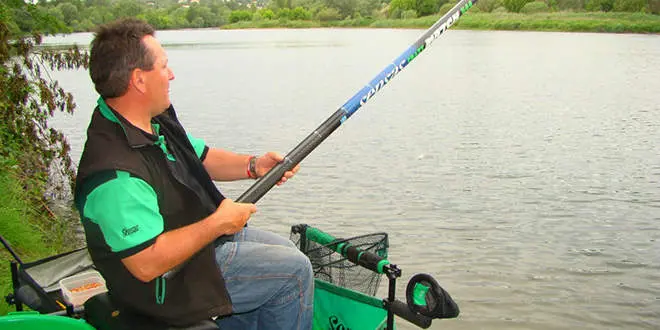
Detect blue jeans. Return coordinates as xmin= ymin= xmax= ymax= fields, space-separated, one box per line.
xmin=214 ymin=227 xmax=314 ymax=330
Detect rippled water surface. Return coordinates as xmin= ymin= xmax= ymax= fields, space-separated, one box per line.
xmin=46 ymin=28 xmax=660 ymax=329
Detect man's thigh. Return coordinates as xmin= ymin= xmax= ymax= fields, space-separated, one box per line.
xmin=214 ymin=228 xmax=308 ymax=313
xmin=234 ymin=227 xmax=297 ymax=248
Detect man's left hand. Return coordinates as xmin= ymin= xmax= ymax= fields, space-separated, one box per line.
xmin=256 ymin=152 xmax=299 ymax=185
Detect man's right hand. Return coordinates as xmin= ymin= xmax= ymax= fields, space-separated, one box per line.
xmin=122 ymin=198 xmax=255 ymax=282
xmin=213 ymin=198 xmax=256 ymax=235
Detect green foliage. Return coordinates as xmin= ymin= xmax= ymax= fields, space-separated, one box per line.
xmin=389 ymin=0 xmax=416 ymax=17
xmin=290 ymin=6 xmax=313 ymax=19
xmin=229 ymin=9 xmax=252 ymax=22
xmin=612 ymin=0 xmax=647 ymax=11
xmin=355 ymin=0 xmax=382 ymax=17
xmin=649 ymin=0 xmax=660 ymax=13
xmin=0 ymin=0 xmax=86 ymax=206
xmin=503 ymin=0 xmax=535 ymax=12
xmin=277 ymin=7 xmax=292 ymax=18
xmin=477 ymin=0 xmax=504 ymax=12
xmin=415 ymin=0 xmax=439 ymax=16
xmin=0 ymin=6 xmax=84 ymax=312
xmin=402 ymin=8 xmax=419 ymax=17
xmin=316 ymin=6 xmax=342 ymax=20
xmin=521 ymin=1 xmax=551 ymax=12
xmin=0 ymin=164 xmax=80 ymax=315
xmin=555 ymin=0 xmax=585 ymax=10
xmin=453 ymin=11 xmax=660 ymax=32
xmin=57 ymin=3 xmax=79 ymax=25
xmin=586 ymin=0 xmax=615 ymax=11
xmin=438 ymin=2 xmax=456 ymax=14
xmin=113 ymin=0 xmax=145 ymax=19
xmin=259 ymin=8 xmax=276 ymax=19
xmin=325 ymin=0 xmax=359 ymax=18
xmin=21 ymin=0 xmax=653 ymax=32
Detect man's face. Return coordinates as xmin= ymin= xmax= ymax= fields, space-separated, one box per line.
xmin=142 ymin=35 xmax=174 ymax=115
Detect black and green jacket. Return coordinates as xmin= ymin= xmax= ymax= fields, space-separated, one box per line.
xmin=74 ymin=98 xmax=232 ymax=326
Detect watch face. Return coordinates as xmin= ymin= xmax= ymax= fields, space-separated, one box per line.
xmin=249 ymin=156 xmax=257 ymax=178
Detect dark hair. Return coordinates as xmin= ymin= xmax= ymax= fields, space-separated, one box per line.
xmin=89 ymin=18 xmax=156 ymax=98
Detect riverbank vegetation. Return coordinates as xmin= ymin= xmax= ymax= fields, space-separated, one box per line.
xmin=19 ymin=0 xmax=660 ymax=33
xmin=0 ymin=1 xmax=86 ymax=314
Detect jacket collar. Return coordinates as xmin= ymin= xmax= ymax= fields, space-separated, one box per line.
xmin=97 ymin=97 xmax=160 ymax=148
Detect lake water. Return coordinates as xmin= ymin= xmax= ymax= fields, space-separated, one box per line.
xmin=44 ymin=28 xmax=660 ymax=330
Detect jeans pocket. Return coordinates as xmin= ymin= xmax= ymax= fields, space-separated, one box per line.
xmin=215 ymin=241 xmax=238 ymax=273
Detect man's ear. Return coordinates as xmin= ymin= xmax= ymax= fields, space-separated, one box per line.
xmin=130 ymin=68 xmax=147 ymax=94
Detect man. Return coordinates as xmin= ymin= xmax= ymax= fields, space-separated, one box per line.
xmin=74 ymin=18 xmax=313 ymax=329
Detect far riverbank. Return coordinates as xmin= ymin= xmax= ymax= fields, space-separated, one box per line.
xmin=223 ymin=12 xmax=660 ymax=34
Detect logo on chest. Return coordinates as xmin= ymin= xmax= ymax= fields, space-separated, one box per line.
xmin=122 ymin=225 xmax=140 ymax=237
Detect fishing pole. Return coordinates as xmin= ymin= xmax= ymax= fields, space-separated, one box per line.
xmin=165 ymin=0 xmax=478 ymax=280
xmin=237 ymin=0 xmax=478 ymax=204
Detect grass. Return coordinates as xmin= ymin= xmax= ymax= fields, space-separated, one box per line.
xmin=454 ymin=12 xmax=660 ymax=33
xmin=222 ymin=11 xmax=660 ymax=34
xmin=0 ymin=166 xmax=76 ymax=315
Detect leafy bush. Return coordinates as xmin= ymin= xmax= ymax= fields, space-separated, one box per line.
xmin=260 ymin=8 xmax=275 ymax=20
xmin=438 ymin=2 xmax=456 ymax=14
xmin=585 ymin=0 xmax=615 ymax=11
xmin=402 ymin=9 xmax=418 ymax=18
xmin=290 ymin=6 xmax=311 ymax=20
xmin=252 ymin=9 xmax=272 ymax=21
xmin=416 ymin=0 xmax=439 ymax=16
xmin=556 ymin=0 xmax=585 ymax=10
xmin=477 ymin=0 xmax=504 ymax=12
xmin=650 ymin=0 xmax=660 ymax=13
xmin=229 ymin=10 xmax=252 ymax=23
xmin=277 ymin=8 xmax=291 ymax=19
xmin=317 ymin=7 xmax=342 ymax=21
xmin=613 ymin=0 xmax=647 ymax=11
xmin=1 ymin=1 xmax=86 ymax=206
xmin=521 ymin=1 xmax=551 ymax=12
xmin=389 ymin=0 xmax=416 ymax=17
xmin=503 ymin=0 xmax=535 ymax=12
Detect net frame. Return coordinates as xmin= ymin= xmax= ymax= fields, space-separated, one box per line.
xmin=290 ymin=225 xmax=388 ymax=297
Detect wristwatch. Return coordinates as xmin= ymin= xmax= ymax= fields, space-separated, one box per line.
xmin=249 ymin=156 xmax=258 ymax=179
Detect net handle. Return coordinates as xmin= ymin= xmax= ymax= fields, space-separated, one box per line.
xmin=303 ymin=226 xmax=390 ymax=274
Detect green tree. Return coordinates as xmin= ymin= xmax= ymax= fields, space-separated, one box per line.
xmin=0 ymin=0 xmax=87 ymax=205
xmin=186 ymin=3 xmax=215 ymax=27
xmin=113 ymin=0 xmax=145 ymax=19
xmin=649 ymin=0 xmax=660 ymax=14
xmin=415 ymin=0 xmax=438 ymax=16
xmin=555 ymin=0 xmax=584 ymax=10
xmin=356 ymin=0 xmax=381 ymax=17
xmin=476 ymin=0 xmax=503 ymax=12
xmin=585 ymin=0 xmax=615 ymax=11
xmin=520 ymin=0 xmax=550 ymax=12
xmin=229 ymin=9 xmax=253 ymax=22
xmin=259 ymin=8 xmax=275 ymax=19
xmin=290 ymin=6 xmax=312 ymax=19
xmin=325 ymin=0 xmax=359 ymax=18
xmin=503 ymin=0 xmax=534 ymax=12
xmin=612 ymin=0 xmax=647 ymax=11
xmin=389 ymin=0 xmax=416 ymax=17
xmin=57 ymin=2 xmax=79 ymax=25
xmin=316 ymin=6 xmax=342 ymax=20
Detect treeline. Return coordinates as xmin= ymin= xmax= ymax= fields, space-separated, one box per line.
xmin=14 ymin=0 xmax=659 ymax=32
xmin=1 ymin=2 xmax=84 ymax=306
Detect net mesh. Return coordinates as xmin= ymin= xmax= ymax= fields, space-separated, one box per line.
xmin=290 ymin=225 xmax=388 ymax=297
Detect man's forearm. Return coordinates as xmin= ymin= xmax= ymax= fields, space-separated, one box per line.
xmin=203 ymin=148 xmax=252 ymax=181
xmin=121 ymin=215 xmax=227 ymax=282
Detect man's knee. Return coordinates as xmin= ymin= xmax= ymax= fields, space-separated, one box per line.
xmin=283 ymin=249 xmax=313 ymax=288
